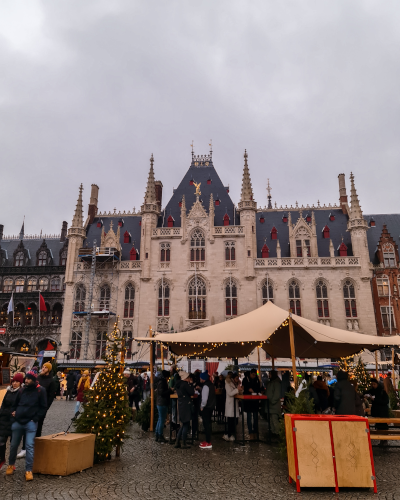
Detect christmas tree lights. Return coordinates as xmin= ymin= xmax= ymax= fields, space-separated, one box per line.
xmin=74 ymin=319 xmax=131 ymax=462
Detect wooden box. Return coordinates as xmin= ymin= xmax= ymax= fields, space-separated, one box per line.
xmin=33 ymin=433 xmax=95 ymax=476
xmin=285 ymin=414 xmax=376 ymax=493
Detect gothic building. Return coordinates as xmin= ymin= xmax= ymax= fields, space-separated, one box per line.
xmin=0 ymin=221 xmax=68 ymax=354
xmin=59 ymin=149 xmax=399 ymax=365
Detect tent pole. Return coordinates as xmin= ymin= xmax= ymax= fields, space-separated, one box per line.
xmin=257 ymin=346 xmax=261 ymax=382
xmin=288 ymin=310 xmax=298 ymax=388
xmin=161 ymin=343 xmax=164 ymax=370
xmin=392 ymin=348 xmax=395 ymax=389
xmin=375 ymin=350 xmax=379 ymax=379
xmin=149 ymin=325 xmax=154 ymax=432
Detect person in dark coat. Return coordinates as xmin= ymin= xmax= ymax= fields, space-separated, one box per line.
xmin=198 ymin=371 xmax=216 ymax=449
xmin=214 ymin=374 xmax=225 ymax=424
xmin=65 ymin=371 xmax=75 ymax=401
xmin=0 ymin=373 xmax=23 ymax=469
xmin=334 ymin=371 xmax=356 ymax=415
xmin=36 ymin=362 xmax=56 ymax=438
xmin=130 ymin=376 xmax=142 ymax=412
xmin=313 ymin=376 xmax=330 ymax=412
xmin=350 ymin=380 xmax=365 ymax=417
xmin=242 ymin=368 xmax=262 ymax=439
xmin=174 ymin=371 xmax=194 ymax=449
xmin=155 ymin=370 xmax=172 ymax=443
xmin=366 ymin=378 xmax=389 ymax=445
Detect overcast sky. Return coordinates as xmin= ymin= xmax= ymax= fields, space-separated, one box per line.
xmin=1 ymin=0 xmax=399 ymax=236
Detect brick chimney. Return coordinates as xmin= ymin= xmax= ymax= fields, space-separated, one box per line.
xmin=155 ymin=181 xmax=163 ymax=211
xmin=338 ymin=173 xmax=348 ymax=215
xmin=60 ymin=221 xmax=68 ymax=242
xmin=0 ymin=225 xmax=3 ymax=241
xmin=88 ymin=184 xmax=99 ymax=224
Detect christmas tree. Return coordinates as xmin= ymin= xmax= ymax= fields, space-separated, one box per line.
xmin=74 ymin=320 xmax=131 ymax=462
xmin=351 ymin=357 xmax=371 ymax=393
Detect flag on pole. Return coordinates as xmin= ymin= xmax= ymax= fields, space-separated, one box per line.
xmin=39 ymin=293 xmax=47 ymax=312
xmin=7 ymin=293 xmax=14 ymax=314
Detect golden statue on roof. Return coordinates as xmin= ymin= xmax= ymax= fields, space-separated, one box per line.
xmin=193 ymin=182 xmax=201 ymax=196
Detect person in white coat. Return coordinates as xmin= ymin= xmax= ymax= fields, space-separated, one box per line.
xmin=223 ymin=373 xmax=243 ymax=441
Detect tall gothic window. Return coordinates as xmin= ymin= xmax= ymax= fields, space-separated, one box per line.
xmin=160 ymin=243 xmax=171 ymax=262
xmin=70 ymin=331 xmax=82 ymax=359
xmin=377 ymin=276 xmax=389 ymax=296
xmin=74 ymin=284 xmax=86 ymax=312
xmin=383 ymin=243 xmax=396 ymax=267
xmin=296 ymin=239 xmax=310 ymax=257
xmin=38 ymin=278 xmax=48 ymax=291
xmin=124 ymin=284 xmax=135 ymax=318
xmin=225 ymin=280 xmax=238 ymax=316
xmin=343 ymin=280 xmax=357 ymax=317
xmin=190 ymin=230 xmax=205 ymax=262
xmin=38 ymin=251 xmax=47 ymax=266
xmin=51 ymin=277 xmax=61 ymax=292
xmin=15 ymin=252 xmax=24 ymax=267
xmin=188 ymin=276 xmax=206 ymax=319
xmin=96 ymin=331 xmax=107 ymax=359
xmin=3 ymin=279 xmax=13 ymax=292
xmin=27 ymin=278 xmax=37 ymax=292
xmin=158 ymin=281 xmax=170 ymax=316
xmin=225 ymin=241 xmax=235 ymax=261
xmin=288 ymin=280 xmax=301 ymax=316
xmin=99 ymin=285 xmax=111 ymax=310
xmin=316 ymin=280 xmax=329 ymax=318
xmin=262 ymin=280 xmax=274 ymax=304
xmin=15 ymin=278 xmax=25 ymax=293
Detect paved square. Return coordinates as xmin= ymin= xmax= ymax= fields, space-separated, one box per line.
xmin=1 ymin=400 xmax=399 ymax=499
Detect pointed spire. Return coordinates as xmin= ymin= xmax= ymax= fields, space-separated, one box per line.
xmin=19 ymin=216 xmax=25 ymax=240
xmin=144 ymin=154 xmax=157 ymax=204
xmin=240 ymin=150 xmax=254 ymax=202
xmin=71 ymin=184 xmax=84 ymax=228
xmin=349 ymin=172 xmax=363 ymax=219
xmin=266 ymin=179 xmax=272 ymax=209
xmin=329 ymin=239 xmax=335 ymax=257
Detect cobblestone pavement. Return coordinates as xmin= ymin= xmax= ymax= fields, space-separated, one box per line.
xmin=1 ymin=400 xmax=400 ymax=499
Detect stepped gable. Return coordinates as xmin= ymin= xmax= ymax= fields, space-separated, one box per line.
xmin=160 ymin=156 xmax=239 ymax=227
xmin=255 ymin=208 xmax=352 ymax=258
xmin=0 ymin=238 xmax=66 ymax=266
xmin=365 ymin=213 xmax=400 ymax=264
xmin=84 ymin=215 xmax=142 ymax=261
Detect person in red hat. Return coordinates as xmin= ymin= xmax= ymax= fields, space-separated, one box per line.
xmin=0 ymin=372 xmax=24 ymax=470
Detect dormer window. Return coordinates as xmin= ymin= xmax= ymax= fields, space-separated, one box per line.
xmin=207 ymin=178 xmax=212 ymax=185
xmin=179 ymin=200 xmax=182 ymax=207
xmin=370 ymin=218 xmax=376 ymax=227
xmin=223 ymin=213 xmax=230 ymax=226
xmin=130 ymin=247 xmax=137 ymax=261
xmin=306 ymin=214 xmax=311 ymax=223
xmin=118 ymin=219 xmax=124 ymax=227
xmin=38 ymin=251 xmax=47 ymax=266
xmin=97 ymin=220 xmax=102 ymax=228
xmin=329 ymin=214 xmax=335 ymax=222
xmin=189 ymin=179 xmax=194 ymax=186
xmin=271 ymin=227 xmax=278 ymax=240
xmin=282 ymin=214 xmax=288 ymax=223
xmin=338 ymin=242 xmax=348 ymax=257
xmin=15 ymin=252 xmax=24 ymax=267
xmin=167 ymin=215 xmax=174 ymax=228
xmin=123 ymin=231 xmax=130 ymax=244
xmin=215 ymin=199 xmax=220 ymax=206
xmin=139 ymin=221 xmax=141 ymax=226
xmin=261 ymin=244 xmax=269 ymax=258
xmin=322 ymin=225 xmax=330 ymax=239
xmin=260 ymin=216 xmax=265 ymax=224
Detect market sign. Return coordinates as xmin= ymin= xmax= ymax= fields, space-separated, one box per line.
xmin=0 ymin=328 xmax=6 ymax=335
xmin=43 ymin=350 xmax=56 ymax=357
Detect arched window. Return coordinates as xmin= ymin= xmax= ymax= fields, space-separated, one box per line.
xmin=124 ymin=284 xmax=135 ymax=318
xmin=96 ymin=331 xmax=107 ymax=359
xmin=27 ymin=278 xmax=37 ymax=292
xmin=51 ymin=277 xmax=61 ymax=292
xmin=70 ymin=331 xmax=82 ymax=359
xmin=225 ymin=241 xmax=235 ymax=261
xmin=262 ymin=280 xmax=274 ymax=304
xmin=99 ymin=285 xmax=111 ymax=310
xmin=383 ymin=243 xmax=396 ymax=267
xmin=3 ymin=278 xmax=13 ymax=292
xmin=190 ymin=230 xmax=205 ymax=262
xmin=74 ymin=285 xmax=86 ymax=312
xmin=160 ymin=243 xmax=171 ymax=262
xmin=15 ymin=252 xmax=24 ymax=267
xmin=15 ymin=278 xmax=25 ymax=293
xmin=316 ymin=280 xmax=329 ymax=318
xmin=158 ymin=281 xmax=170 ymax=317
xmin=0 ymin=304 xmax=9 ymax=326
xmin=38 ymin=277 xmax=48 ymax=291
xmin=225 ymin=280 xmax=237 ymax=316
xmin=288 ymin=280 xmax=301 ymax=316
xmin=377 ymin=275 xmax=389 ymax=296
xmin=343 ymin=280 xmax=357 ymax=317
xmin=188 ymin=276 xmax=206 ymax=319
xmin=38 ymin=251 xmax=47 ymax=266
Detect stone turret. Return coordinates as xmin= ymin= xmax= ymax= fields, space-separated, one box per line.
xmin=65 ymin=184 xmax=86 ymax=284
xmin=88 ymin=184 xmax=99 ymax=224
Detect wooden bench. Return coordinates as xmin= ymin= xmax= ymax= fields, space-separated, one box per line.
xmin=368 ymin=418 xmax=400 ymax=441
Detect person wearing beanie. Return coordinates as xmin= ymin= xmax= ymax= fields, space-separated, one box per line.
xmin=35 ymin=362 xmax=56 ymax=438
xmin=242 ymin=368 xmax=262 ymax=440
xmin=75 ymin=370 xmax=91 ymax=413
xmin=6 ymin=371 xmax=47 ymax=481
xmin=198 ymin=371 xmax=216 ymax=450
xmin=0 ymin=373 xmax=24 ymax=469
xmin=155 ymin=370 xmax=173 ymax=443
xmin=174 ymin=371 xmax=194 ymax=449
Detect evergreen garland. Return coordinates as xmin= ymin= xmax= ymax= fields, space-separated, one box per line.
xmin=74 ymin=321 xmax=131 ymax=462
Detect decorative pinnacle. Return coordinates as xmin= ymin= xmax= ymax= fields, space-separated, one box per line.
xmin=240 ymin=149 xmax=254 ymax=202
xmin=144 ymin=155 xmax=157 ymax=204
xmin=72 ymin=183 xmax=84 ymax=228
xmin=349 ymin=172 xmax=363 ymax=219
xmin=267 ymin=179 xmax=272 ymax=209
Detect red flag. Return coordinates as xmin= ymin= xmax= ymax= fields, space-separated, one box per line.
xmin=45 ymin=341 xmax=54 ymax=351
xmin=39 ymin=293 xmax=47 ymax=312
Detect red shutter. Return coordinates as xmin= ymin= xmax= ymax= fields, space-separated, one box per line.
xmin=338 ymin=242 xmax=348 ymax=256
xmin=130 ymin=247 xmax=137 ymax=261
xmin=167 ymin=215 xmax=174 ymax=227
xmin=223 ymin=213 xmax=230 ymax=226
xmin=123 ymin=231 xmax=130 ymax=244
xmin=323 ymin=225 xmax=330 ymax=238
xmin=215 ymin=200 xmax=220 ymax=206
xmin=260 ymin=217 xmax=265 ymax=224
xmin=271 ymin=227 xmax=277 ymax=240
xmin=261 ymin=244 xmax=269 ymax=258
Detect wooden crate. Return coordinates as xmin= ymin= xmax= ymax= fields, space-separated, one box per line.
xmin=285 ymin=414 xmax=377 ymax=493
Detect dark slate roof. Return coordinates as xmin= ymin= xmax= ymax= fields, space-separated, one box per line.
xmin=0 ymin=238 xmax=67 ymax=267
xmin=364 ymin=213 xmax=400 ymax=264
xmin=85 ymin=216 xmax=142 ymax=260
xmin=160 ymin=159 xmax=240 ymax=227
xmin=256 ymin=208 xmax=353 ymax=258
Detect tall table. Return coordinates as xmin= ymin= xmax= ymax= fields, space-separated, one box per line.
xmin=169 ymin=393 xmax=198 ymax=444
xmin=234 ymin=394 xmax=270 ymax=445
